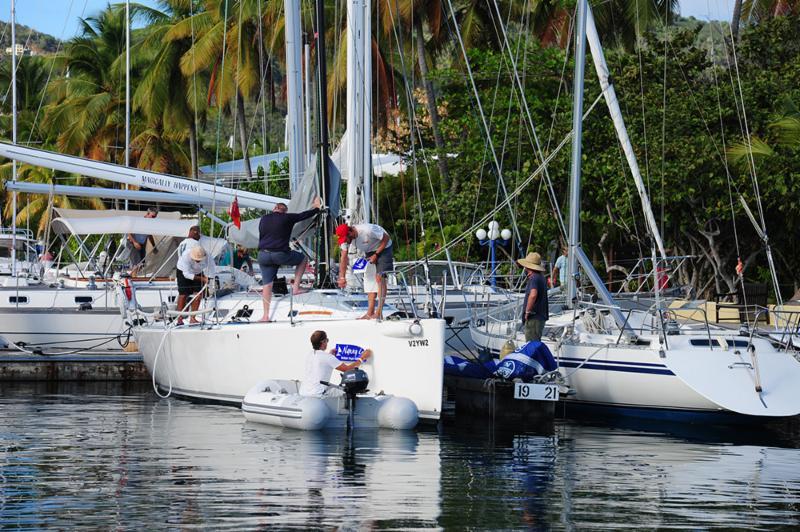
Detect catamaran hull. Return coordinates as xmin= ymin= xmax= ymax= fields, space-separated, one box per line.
xmin=136 ymin=318 xmax=446 ymax=421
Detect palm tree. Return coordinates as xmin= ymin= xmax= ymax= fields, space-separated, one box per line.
xmin=43 ymin=4 xmax=131 ymax=162
xmin=0 ymin=55 xmax=53 ymax=144
xmin=727 ymin=97 xmax=800 ymax=164
xmin=176 ymin=0 xmax=264 ymax=179
xmin=0 ymin=162 xmax=105 ymax=234
xmin=134 ymin=0 xmax=208 ymax=177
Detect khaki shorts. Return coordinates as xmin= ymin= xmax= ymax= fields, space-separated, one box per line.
xmin=524 ymin=319 xmax=546 ymax=342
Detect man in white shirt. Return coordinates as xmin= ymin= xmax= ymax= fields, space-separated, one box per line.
xmin=552 ymin=245 xmax=568 ymax=287
xmin=175 ymin=244 xmax=215 ymax=325
xmin=335 ymin=223 xmax=394 ymax=319
xmin=299 ymin=330 xmax=372 ymax=397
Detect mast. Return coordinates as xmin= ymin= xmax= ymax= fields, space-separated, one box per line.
xmin=566 ymin=0 xmax=587 ymax=307
xmin=285 ymin=0 xmax=306 ymax=194
xmin=345 ymin=0 xmax=369 ymax=224
xmin=124 ymin=0 xmax=130 ymax=210
xmin=315 ymin=0 xmax=332 ymax=287
xmin=304 ymin=41 xmax=312 ymax=167
xmin=566 ymin=0 xmax=636 ymax=338
xmin=10 ymin=0 xmax=17 ymax=276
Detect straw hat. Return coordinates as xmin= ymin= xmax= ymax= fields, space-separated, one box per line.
xmin=190 ymin=246 xmax=207 ymax=261
xmin=517 ymin=252 xmax=545 ymax=272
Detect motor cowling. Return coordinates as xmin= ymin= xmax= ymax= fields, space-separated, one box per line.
xmin=340 ymin=368 xmax=369 ymax=395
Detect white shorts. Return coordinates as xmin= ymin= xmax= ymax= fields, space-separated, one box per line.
xmin=362 ymin=263 xmax=379 ymax=293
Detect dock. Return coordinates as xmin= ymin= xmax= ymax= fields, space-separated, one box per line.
xmin=0 ymin=351 xmax=148 ymax=381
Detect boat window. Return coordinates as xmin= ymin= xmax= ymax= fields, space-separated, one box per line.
xmin=9 ymin=296 xmax=28 ymax=304
xmin=689 ymin=338 xmax=750 ymax=348
xmin=74 ymin=296 xmax=93 ymax=304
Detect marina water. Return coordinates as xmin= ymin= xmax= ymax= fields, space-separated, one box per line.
xmin=1 ymin=382 xmax=798 ymax=529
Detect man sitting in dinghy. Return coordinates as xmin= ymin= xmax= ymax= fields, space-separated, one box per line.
xmin=299 ymin=330 xmax=372 ymax=397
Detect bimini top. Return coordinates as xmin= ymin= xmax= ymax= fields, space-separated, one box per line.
xmin=51 ymin=209 xmax=195 ymax=237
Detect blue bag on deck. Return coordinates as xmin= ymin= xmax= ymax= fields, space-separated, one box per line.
xmin=444 ymin=355 xmax=498 ymax=378
xmin=494 ymin=341 xmax=558 ymax=382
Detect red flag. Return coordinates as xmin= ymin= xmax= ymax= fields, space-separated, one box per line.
xmin=229 ymin=196 xmax=241 ymax=229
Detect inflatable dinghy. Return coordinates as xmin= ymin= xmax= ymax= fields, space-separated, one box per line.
xmin=242 ymin=379 xmax=419 ymax=430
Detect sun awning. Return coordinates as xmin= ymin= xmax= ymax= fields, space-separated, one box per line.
xmin=51 ymin=215 xmax=196 ymax=237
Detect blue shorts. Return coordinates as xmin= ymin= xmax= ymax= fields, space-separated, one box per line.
xmin=258 ymin=250 xmax=305 ymax=284
xmin=366 ymin=244 xmax=394 ymax=275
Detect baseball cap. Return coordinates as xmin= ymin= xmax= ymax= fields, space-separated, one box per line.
xmin=335 ymin=223 xmax=350 ymax=245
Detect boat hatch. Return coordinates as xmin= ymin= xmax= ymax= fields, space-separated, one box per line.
xmin=665 ymin=343 xmax=800 ymax=416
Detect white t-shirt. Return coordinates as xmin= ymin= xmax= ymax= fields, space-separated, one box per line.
xmin=340 ymin=223 xmax=392 ymax=254
xmin=176 ymin=247 xmax=215 ymax=280
xmin=299 ymin=349 xmax=342 ymax=397
xmin=554 ymin=254 xmax=568 ymax=285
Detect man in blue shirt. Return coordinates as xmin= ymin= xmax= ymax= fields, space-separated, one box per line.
xmin=257 ymin=197 xmax=322 ymax=321
xmin=518 ymin=252 xmax=549 ymax=341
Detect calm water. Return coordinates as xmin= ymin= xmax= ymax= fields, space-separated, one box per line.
xmin=1 ymin=382 xmax=799 ymax=530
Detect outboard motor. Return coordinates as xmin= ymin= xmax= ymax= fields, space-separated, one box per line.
xmin=340 ymin=369 xmax=369 ymax=433
xmin=340 ymin=368 xmax=369 ymax=395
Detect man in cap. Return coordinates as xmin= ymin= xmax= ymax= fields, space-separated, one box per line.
xmin=175 ymin=243 xmax=215 ymax=326
xmin=518 ymin=251 xmax=549 ymax=341
xmin=257 ymin=197 xmax=322 ymax=322
xmin=336 ymin=222 xmax=393 ymax=319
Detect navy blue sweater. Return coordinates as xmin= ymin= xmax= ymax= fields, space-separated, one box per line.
xmin=258 ymin=208 xmax=319 ymax=252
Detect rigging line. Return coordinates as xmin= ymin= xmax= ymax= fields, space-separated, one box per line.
xmin=660 ymin=0 xmax=668 ymax=242
xmin=726 ymin=20 xmax=766 ymax=233
xmin=26 ymin=0 xmax=77 ymax=147
xmin=255 ymin=0 xmax=267 ymax=159
xmin=634 ymin=0 xmax=653 ymax=198
xmin=385 ymin=0 xmax=451 ymax=272
xmin=444 ymin=0 xmax=521 ymax=246
xmin=211 ymin=0 xmax=231 ymax=236
xmin=190 ymin=0 xmax=199 ymax=177
xmin=427 ymin=92 xmax=604 ymax=262
xmin=546 ymin=13 xmax=573 ymax=155
xmin=490 ymin=0 xmax=567 ymax=243
xmin=707 ymin=2 xmax=742 ymax=259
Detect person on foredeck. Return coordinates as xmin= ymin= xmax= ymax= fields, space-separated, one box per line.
xmin=299 ymin=330 xmax=372 ymax=397
xmin=127 ymin=207 xmax=158 ymax=276
xmin=257 ymin=197 xmax=322 ymax=322
xmin=336 ymin=223 xmax=394 ymax=320
xmin=518 ymin=252 xmax=549 ymax=342
xmin=552 ymin=245 xmax=568 ymax=288
xmin=175 ymin=245 xmax=214 ymax=326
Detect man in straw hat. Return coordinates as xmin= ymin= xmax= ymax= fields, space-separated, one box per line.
xmin=518 ymin=251 xmax=549 ymax=341
xmin=175 ymin=243 xmax=215 ymax=326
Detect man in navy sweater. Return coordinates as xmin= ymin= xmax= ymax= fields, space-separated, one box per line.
xmin=257 ymin=197 xmax=322 ymax=321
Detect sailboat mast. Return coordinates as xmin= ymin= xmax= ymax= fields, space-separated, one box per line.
xmin=315 ymin=0 xmax=332 ymax=287
xmin=285 ymin=0 xmax=306 ymax=195
xmin=10 ymin=0 xmax=17 ymax=276
xmin=566 ymin=0 xmax=588 ymax=307
xmin=124 ymin=0 xmax=130 ymax=210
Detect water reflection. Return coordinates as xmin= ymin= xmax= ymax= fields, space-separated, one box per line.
xmin=0 ymin=382 xmax=798 ymax=529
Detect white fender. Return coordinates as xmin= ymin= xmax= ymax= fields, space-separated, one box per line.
xmin=376 ymin=396 xmax=419 ymax=430
xmin=378 ymin=319 xmax=424 ymax=339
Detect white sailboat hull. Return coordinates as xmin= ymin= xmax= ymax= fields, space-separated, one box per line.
xmin=471 ymin=318 xmax=800 ymax=420
xmin=137 ymin=317 xmax=445 ymax=420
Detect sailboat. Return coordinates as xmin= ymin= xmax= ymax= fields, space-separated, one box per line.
xmin=122 ymin=0 xmax=446 ymax=421
xmin=472 ymin=0 xmax=800 ymax=422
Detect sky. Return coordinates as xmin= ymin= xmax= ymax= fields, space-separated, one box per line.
xmin=0 ymin=0 xmax=735 ymax=40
